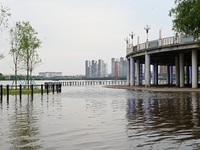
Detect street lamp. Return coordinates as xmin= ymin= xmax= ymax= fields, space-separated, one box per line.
xmin=144 ymin=25 xmax=151 ymax=42
xmin=129 ymin=31 xmax=135 ymax=46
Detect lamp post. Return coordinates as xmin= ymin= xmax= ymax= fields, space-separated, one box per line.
xmin=144 ymin=25 xmax=151 ymax=42
xmin=129 ymin=31 xmax=135 ymax=46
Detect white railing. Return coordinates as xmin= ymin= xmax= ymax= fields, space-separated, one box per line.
xmin=162 ymin=36 xmax=174 ymax=45
xmin=126 ymin=35 xmax=196 ymax=55
xmin=126 ymin=47 xmax=133 ymax=54
xmin=138 ymin=43 xmax=146 ymax=50
xmin=148 ymin=40 xmax=158 ymax=48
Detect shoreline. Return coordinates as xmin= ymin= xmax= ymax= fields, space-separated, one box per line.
xmin=104 ymin=84 xmax=200 ymax=92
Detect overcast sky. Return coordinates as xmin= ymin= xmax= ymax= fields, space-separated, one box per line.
xmin=0 ymin=0 xmax=175 ymax=76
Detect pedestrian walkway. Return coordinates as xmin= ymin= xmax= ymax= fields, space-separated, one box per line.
xmin=104 ymin=84 xmax=200 ymax=92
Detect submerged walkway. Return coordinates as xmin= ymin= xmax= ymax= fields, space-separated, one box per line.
xmin=104 ymin=84 xmax=200 ymax=92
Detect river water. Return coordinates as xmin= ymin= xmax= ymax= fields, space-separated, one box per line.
xmin=0 ymin=81 xmax=200 ymax=150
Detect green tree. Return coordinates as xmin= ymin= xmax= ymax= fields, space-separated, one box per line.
xmin=9 ymin=21 xmax=42 ymax=86
xmin=169 ymin=0 xmax=200 ymax=39
xmin=0 ymin=3 xmax=11 ymax=60
xmin=0 ymin=73 xmax=5 ymax=80
xmin=19 ymin=21 xmax=42 ymax=85
xmin=9 ymin=22 xmax=23 ymax=86
xmin=0 ymin=3 xmax=11 ymax=30
xmin=29 ymin=52 xmax=42 ymax=77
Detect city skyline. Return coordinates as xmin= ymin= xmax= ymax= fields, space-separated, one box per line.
xmin=85 ymin=57 xmax=127 ymax=78
xmin=85 ymin=59 xmax=108 ymax=78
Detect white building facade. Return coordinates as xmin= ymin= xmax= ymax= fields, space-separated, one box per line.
xmin=38 ymin=72 xmax=62 ymax=77
xmin=85 ymin=59 xmax=108 ymax=78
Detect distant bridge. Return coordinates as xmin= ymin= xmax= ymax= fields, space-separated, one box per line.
xmin=126 ymin=32 xmax=199 ymax=88
xmin=45 ymin=80 xmax=127 ymax=86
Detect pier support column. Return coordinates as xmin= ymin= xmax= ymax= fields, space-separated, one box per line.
xmin=175 ymin=57 xmax=180 ymax=87
xmin=190 ymin=66 xmax=192 ymax=84
xmin=155 ymin=63 xmax=158 ymax=85
xmin=192 ymin=50 xmax=198 ymax=88
xmin=130 ymin=57 xmax=135 ymax=86
xmin=127 ymin=58 xmax=130 ymax=86
xmin=167 ymin=65 xmax=170 ymax=85
xmin=145 ymin=53 xmax=150 ymax=87
xmin=179 ymin=54 xmax=184 ymax=87
xmin=170 ymin=66 xmax=173 ymax=84
xmin=152 ymin=63 xmax=158 ymax=85
xmin=186 ymin=62 xmax=189 ymax=85
xmin=136 ymin=59 xmax=140 ymax=86
xmin=152 ymin=64 xmax=156 ymax=84
xmin=140 ymin=64 xmax=143 ymax=85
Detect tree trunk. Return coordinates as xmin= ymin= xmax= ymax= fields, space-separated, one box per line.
xmin=15 ymin=64 xmax=17 ymax=89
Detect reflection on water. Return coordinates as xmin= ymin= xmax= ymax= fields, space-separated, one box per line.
xmin=1 ymin=85 xmax=200 ymax=149
xmin=7 ymin=95 xmax=41 ymax=150
xmin=126 ymin=92 xmax=200 ymax=149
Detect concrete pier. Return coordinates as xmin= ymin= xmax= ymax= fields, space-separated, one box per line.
xmin=145 ymin=53 xmax=150 ymax=87
xmin=192 ymin=49 xmax=198 ymax=88
xmin=136 ymin=59 xmax=140 ymax=86
xmin=130 ymin=57 xmax=135 ymax=86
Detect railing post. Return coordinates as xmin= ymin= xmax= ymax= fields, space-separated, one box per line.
xmin=59 ymin=83 xmax=62 ymax=93
xmin=56 ymin=84 xmax=58 ymax=93
xmin=0 ymin=85 xmax=2 ymax=101
xmin=41 ymin=84 xmax=43 ymax=95
xmin=31 ymin=84 xmax=34 ymax=98
xmin=47 ymin=84 xmax=49 ymax=95
xmin=6 ymin=84 xmax=9 ymax=101
xmin=19 ymin=84 xmax=22 ymax=100
xmin=52 ymin=84 xmax=55 ymax=94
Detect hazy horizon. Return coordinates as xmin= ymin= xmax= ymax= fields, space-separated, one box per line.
xmin=0 ymin=0 xmax=174 ymax=76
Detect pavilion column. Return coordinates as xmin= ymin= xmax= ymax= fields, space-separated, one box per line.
xmin=130 ymin=57 xmax=135 ymax=86
xmin=152 ymin=65 xmax=156 ymax=84
xmin=140 ymin=64 xmax=143 ymax=85
xmin=179 ymin=53 xmax=184 ymax=87
xmin=192 ymin=50 xmax=198 ymax=88
xmin=175 ymin=56 xmax=180 ymax=87
xmin=136 ymin=59 xmax=140 ymax=86
xmin=152 ymin=65 xmax=155 ymax=84
xmin=155 ymin=63 xmax=158 ymax=85
xmin=167 ymin=64 xmax=170 ymax=85
xmin=127 ymin=58 xmax=130 ymax=86
xmin=186 ymin=62 xmax=189 ymax=85
xmin=190 ymin=66 xmax=192 ymax=84
xmin=170 ymin=66 xmax=173 ymax=84
xmin=145 ymin=53 xmax=150 ymax=87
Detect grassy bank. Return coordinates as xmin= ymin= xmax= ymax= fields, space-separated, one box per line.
xmin=2 ymin=88 xmax=51 ymax=95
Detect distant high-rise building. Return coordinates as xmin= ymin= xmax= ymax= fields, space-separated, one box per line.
xmin=159 ymin=66 xmax=167 ymax=74
xmin=85 ymin=60 xmax=91 ymax=77
xmin=103 ymin=63 xmax=108 ymax=77
xmin=159 ymin=65 xmax=175 ymax=75
xmin=119 ymin=57 xmax=127 ymax=77
xmin=98 ymin=59 xmax=104 ymax=78
xmin=111 ymin=58 xmax=116 ymax=77
xmin=91 ymin=60 xmax=98 ymax=78
xmin=111 ymin=57 xmax=127 ymax=78
xmin=114 ymin=59 xmax=119 ymax=79
xmin=85 ymin=59 xmax=108 ymax=78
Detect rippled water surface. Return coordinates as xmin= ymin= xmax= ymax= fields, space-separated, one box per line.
xmin=1 ymin=84 xmax=200 ymax=150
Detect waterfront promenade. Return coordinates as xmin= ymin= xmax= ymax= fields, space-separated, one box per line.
xmin=105 ymin=84 xmax=200 ymax=92
xmin=126 ymin=30 xmax=200 ymax=89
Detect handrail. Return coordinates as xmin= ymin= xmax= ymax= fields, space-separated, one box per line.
xmin=126 ymin=35 xmax=196 ymax=55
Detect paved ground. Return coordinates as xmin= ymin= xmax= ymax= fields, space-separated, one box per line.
xmin=104 ymin=84 xmax=200 ymax=92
